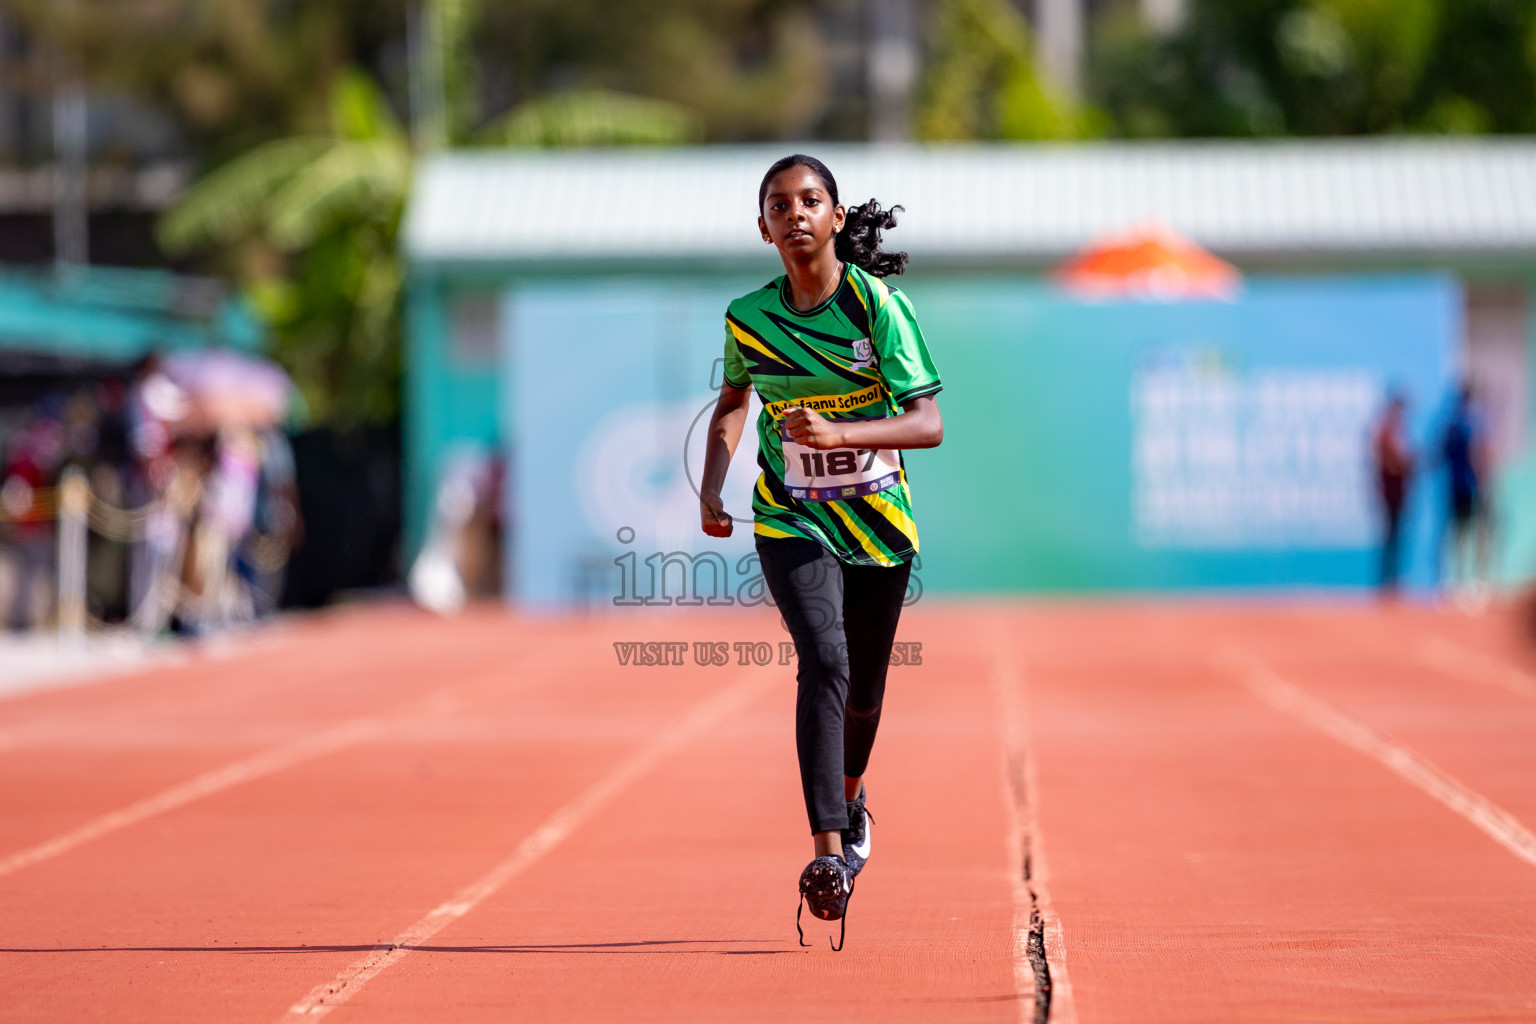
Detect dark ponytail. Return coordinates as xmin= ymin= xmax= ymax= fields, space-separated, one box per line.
xmin=835 ymin=200 xmax=907 ymax=278
xmin=758 ymin=153 xmax=909 ymax=278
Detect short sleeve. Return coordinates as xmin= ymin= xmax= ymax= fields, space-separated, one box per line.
xmin=871 ymin=286 xmax=942 ymax=404
xmin=722 ymin=315 xmax=751 ymax=389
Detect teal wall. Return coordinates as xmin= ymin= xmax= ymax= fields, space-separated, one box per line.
xmin=503 ymin=276 xmax=767 ymax=608
xmin=1495 ymin=277 xmax=1536 ymax=587
xmin=404 ymin=274 xmax=502 ymax=556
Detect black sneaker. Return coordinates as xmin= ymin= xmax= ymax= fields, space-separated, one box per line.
xmin=798 ymin=854 xmax=852 ymax=921
xmin=796 ymin=854 xmax=855 ymax=950
xmin=841 ymin=787 xmax=873 ymax=877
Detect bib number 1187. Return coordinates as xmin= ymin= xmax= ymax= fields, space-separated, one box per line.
xmin=799 ymin=449 xmax=877 ymax=478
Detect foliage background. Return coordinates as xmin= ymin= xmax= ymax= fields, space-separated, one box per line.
xmin=6 ymin=0 xmax=1536 ymax=424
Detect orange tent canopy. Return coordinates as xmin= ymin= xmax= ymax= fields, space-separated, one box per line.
xmin=1053 ymin=225 xmax=1241 ymax=300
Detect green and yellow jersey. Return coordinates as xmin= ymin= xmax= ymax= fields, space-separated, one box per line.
xmin=722 ymin=262 xmax=942 ymax=567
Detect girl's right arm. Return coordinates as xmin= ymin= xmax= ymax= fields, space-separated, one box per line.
xmin=700 ymin=382 xmax=752 ymax=537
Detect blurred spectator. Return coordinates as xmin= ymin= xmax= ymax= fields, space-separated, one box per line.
xmin=1371 ymin=391 xmax=1414 ymax=596
xmin=245 ymin=427 xmax=302 ymax=617
xmin=408 ymin=443 xmax=500 ymax=615
xmin=1442 ymin=382 xmax=1493 ymax=609
xmin=0 ymin=350 xmax=304 ymax=636
xmin=166 ymin=434 xmax=215 ymax=634
xmin=129 ymin=354 xmax=187 ymax=491
xmin=88 ymin=379 xmax=133 ymax=623
xmin=2 ymin=410 xmax=63 ymax=630
xmin=127 ymin=355 xmax=190 ymax=631
xmin=185 ymin=425 xmax=261 ymax=631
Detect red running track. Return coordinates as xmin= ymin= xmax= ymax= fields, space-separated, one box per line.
xmin=1 ymin=600 xmax=1535 ymax=1022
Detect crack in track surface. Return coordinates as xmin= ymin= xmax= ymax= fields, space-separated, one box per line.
xmin=1010 ymin=754 xmax=1053 ymax=1024
xmin=991 ymin=633 xmax=1068 ymax=1024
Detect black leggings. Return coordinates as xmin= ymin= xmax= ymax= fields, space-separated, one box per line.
xmin=756 ymin=536 xmax=912 ymax=834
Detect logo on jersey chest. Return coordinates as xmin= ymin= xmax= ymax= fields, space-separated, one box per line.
xmin=851 ymin=338 xmax=875 ymax=371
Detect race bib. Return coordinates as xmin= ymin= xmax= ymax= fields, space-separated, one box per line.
xmin=780 ymin=421 xmax=901 ymax=502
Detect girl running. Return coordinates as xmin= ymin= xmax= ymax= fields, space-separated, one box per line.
xmin=698 ymin=154 xmax=944 ymax=947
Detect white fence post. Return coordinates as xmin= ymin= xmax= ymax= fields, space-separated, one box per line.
xmin=56 ymin=466 xmax=89 ymax=641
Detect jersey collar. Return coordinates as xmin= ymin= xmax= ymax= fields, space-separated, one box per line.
xmin=778 ymin=263 xmax=849 ymax=318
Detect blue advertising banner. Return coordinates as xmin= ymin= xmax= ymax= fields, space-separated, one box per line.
xmin=503 ymin=274 xmax=1459 ymax=608
xmin=899 ymin=274 xmax=1459 ymax=595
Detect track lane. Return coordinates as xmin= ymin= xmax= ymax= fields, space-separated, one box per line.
xmin=1222 ymin=610 xmax=1536 ymax=833
xmin=6 ymin=602 xmax=1536 ymax=1023
xmin=277 ymin=664 xmax=780 ymax=1019
xmin=302 ymin=606 xmax=1029 ymax=1024
xmin=1216 ymin=648 xmax=1536 ymax=867
xmin=0 ymin=614 xmax=749 ymax=1022
xmin=0 ymin=608 xmax=543 ymax=856
xmin=1004 ymin=604 xmax=1536 ymax=1023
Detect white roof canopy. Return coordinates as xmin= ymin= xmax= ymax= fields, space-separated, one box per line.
xmin=404 ymin=140 xmax=1536 ymax=268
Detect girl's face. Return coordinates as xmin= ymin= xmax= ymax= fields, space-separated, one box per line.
xmin=759 ymin=166 xmax=846 ymax=260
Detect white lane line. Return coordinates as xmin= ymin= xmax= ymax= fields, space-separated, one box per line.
xmin=0 ymin=717 xmax=383 ymax=879
xmin=1217 ymin=650 xmax=1536 ymax=870
xmin=990 ymin=635 xmax=1076 ymax=1024
xmin=1414 ymin=637 xmax=1536 ymax=702
xmin=0 ymin=676 xmax=495 ymax=880
xmin=277 ymin=667 xmax=776 ymax=1021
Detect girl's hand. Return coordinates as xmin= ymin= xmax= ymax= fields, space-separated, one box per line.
xmin=783 ymin=406 xmax=844 ymax=450
xmin=700 ymin=491 xmax=733 ymax=537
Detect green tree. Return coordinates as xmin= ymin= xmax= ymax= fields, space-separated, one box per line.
xmin=157 ymin=58 xmax=698 ymax=428
xmin=159 ymin=71 xmax=410 ymax=425
xmin=473 ymin=0 xmax=832 ymax=140
xmin=11 ymin=0 xmax=832 ymax=430
xmin=1090 ymin=0 xmax=1536 ymax=137
xmin=916 ymin=0 xmax=1101 ymax=141
xmin=483 ymin=89 xmax=701 ymax=146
